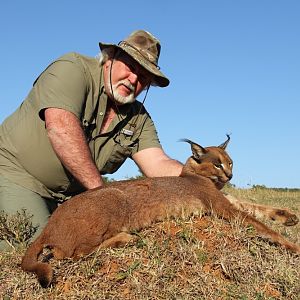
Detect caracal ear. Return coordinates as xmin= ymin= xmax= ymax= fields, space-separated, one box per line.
xmin=218 ymin=134 xmax=231 ymax=150
xmin=180 ymin=138 xmax=207 ymax=161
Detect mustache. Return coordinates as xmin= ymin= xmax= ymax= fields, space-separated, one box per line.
xmin=115 ymin=80 xmax=135 ymax=93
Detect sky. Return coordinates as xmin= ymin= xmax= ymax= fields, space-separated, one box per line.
xmin=1 ymin=1 xmax=299 ymax=188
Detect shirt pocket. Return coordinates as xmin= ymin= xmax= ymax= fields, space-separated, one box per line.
xmin=101 ymin=138 xmax=137 ymax=174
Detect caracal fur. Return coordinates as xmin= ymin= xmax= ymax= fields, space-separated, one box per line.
xmin=21 ymin=135 xmax=299 ymax=288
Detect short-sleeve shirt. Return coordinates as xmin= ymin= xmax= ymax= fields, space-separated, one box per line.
xmin=0 ymin=52 xmax=162 ymax=200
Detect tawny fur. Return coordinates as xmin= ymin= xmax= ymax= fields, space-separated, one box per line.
xmin=21 ymin=136 xmax=300 ymax=288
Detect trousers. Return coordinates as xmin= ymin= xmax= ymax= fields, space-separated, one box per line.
xmin=0 ymin=175 xmax=57 ymax=251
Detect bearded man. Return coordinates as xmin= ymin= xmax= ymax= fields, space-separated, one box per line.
xmin=0 ymin=30 xmax=182 ymax=249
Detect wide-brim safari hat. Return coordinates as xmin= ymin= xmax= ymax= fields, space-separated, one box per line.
xmin=99 ymin=30 xmax=170 ymax=87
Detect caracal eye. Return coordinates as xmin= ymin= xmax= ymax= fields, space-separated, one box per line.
xmin=214 ymin=164 xmax=222 ymax=170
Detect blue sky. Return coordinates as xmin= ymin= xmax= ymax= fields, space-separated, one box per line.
xmin=1 ymin=1 xmax=299 ymax=188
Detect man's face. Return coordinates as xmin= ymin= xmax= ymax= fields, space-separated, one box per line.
xmin=103 ymin=52 xmax=153 ymax=105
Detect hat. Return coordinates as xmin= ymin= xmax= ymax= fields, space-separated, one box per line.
xmin=99 ymin=30 xmax=169 ymax=87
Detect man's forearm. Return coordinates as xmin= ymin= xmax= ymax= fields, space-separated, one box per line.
xmin=133 ymin=147 xmax=183 ymax=177
xmin=45 ymin=108 xmax=104 ymax=189
xmin=151 ymin=158 xmax=183 ymax=177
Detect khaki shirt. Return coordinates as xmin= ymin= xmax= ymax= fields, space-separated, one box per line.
xmin=0 ymin=52 xmax=161 ymax=200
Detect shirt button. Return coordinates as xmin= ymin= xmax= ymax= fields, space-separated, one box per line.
xmin=99 ymin=112 xmax=104 ymax=116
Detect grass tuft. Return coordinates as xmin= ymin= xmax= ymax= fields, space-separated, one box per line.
xmin=0 ymin=210 xmax=37 ymax=251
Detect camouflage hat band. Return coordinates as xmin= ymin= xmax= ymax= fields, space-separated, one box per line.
xmin=118 ymin=41 xmax=160 ymax=69
xmin=99 ymin=30 xmax=170 ymax=87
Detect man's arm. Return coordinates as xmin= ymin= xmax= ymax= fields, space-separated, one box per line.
xmin=132 ymin=147 xmax=183 ymax=177
xmin=44 ymin=108 xmax=104 ymax=189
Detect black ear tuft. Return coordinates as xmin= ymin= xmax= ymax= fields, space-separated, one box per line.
xmin=179 ymin=138 xmax=207 ymax=161
xmin=218 ymin=134 xmax=231 ymax=150
xmin=178 ymin=138 xmax=194 ymax=146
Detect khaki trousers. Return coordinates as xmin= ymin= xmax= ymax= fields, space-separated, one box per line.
xmin=0 ymin=175 xmax=57 ymax=251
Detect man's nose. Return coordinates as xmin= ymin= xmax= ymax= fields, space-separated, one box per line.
xmin=128 ymin=72 xmax=138 ymax=84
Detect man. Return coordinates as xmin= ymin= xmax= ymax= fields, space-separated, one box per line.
xmin=0 ymin=30 xmax=183 ymax=249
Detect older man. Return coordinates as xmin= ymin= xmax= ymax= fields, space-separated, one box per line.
xmin=0 ymin=30 xmax=182 ymax=249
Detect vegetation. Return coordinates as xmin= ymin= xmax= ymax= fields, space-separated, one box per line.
xmin=1 ymin=185 xmax=299 ymax=299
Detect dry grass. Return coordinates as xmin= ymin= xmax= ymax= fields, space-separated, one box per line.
xmin=1 ymin=186 xmax=300 ymax=300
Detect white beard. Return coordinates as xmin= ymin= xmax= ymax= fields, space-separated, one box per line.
xmin=110 ymin=80 xmax=136 ymax=105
